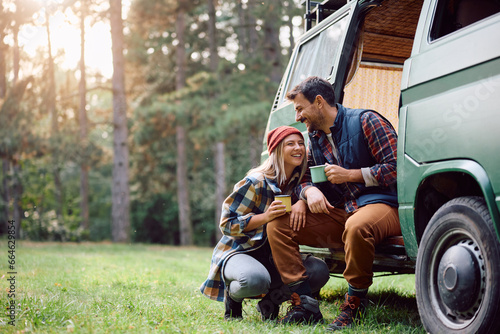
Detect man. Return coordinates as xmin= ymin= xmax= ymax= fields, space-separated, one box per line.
xmin=266 ymin=76 xmax=401 ymax=330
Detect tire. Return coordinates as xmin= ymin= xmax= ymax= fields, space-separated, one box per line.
xmin=416 ymin=196 xmax=500 ymax=334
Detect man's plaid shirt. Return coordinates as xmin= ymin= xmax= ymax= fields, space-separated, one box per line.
xmin=296 ymin=109 xmax=398 ymax=213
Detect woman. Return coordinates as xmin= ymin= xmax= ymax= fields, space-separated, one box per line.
xmin=200 ymin=126 xmax=330 ymax=321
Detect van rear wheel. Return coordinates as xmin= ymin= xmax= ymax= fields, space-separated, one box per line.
xmin=416 ymin=196 xmax=500 ymax=334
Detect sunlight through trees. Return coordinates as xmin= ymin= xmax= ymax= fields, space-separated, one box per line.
xmin=0 ymin=0 xmax=304 ymax=245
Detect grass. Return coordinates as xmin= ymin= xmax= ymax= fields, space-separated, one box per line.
xmin=0 ymin=241 xmax=425 ymax=333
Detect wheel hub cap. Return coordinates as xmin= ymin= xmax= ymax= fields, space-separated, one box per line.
xmin=437 ymin=240 xmax=484 ymax=318
xmin=443 ymin=264 xmax=458 ymax=290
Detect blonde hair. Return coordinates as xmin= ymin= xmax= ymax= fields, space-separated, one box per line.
xmin=247 ymin=139 xmax=307 ymax=189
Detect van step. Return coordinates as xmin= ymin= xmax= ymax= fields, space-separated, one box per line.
xmin=300 ymin=236 xmax=415 ymax=275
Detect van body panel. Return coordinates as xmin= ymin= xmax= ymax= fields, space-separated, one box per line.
xmin=408 ymin=3 xmax=500 ymax=88
xmin=401 ymin=56 xmax=500 ymax=106
xmin=401 ymin=0 xmax=500 ymax=248
xmin=403 ymin=67 xmax=500 ymax=184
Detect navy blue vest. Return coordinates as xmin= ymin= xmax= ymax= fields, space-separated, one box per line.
xmin=309 ymin=104 xmax=398 ymax=208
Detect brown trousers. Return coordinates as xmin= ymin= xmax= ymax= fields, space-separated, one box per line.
xmin=266 ymin=203 xmax=401 ymax=289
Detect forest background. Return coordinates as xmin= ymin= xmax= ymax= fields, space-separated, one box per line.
xmin=0 ymin=0 xmax=306 ymax=246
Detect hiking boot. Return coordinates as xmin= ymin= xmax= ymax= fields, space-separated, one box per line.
xmin=256 ymin=287 xmax=290 ymax=321
xmin=224 ymin=289 xmax=242 ymax=321
xmin=256 ymin=298 xmax=280 ymax=321
xmin=279 ymin=292 xmax=323 ymax=324
xmin=326 ymin=293 xmax=366 ymax=331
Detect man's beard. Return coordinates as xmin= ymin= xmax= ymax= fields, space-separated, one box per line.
xmin=307 ymin=112 xmax=326 ymax=132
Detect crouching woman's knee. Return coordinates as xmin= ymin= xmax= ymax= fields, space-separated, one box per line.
xmin=238 ymin=269 xmax=271 ymax=298
xmin=224 ymin=254 xmax=272 ymax=299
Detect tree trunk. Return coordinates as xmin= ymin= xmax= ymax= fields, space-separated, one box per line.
xmin=236 ymin=0 xmax=247 ymax=56
xmin=208 ymin=0 xmax=224 ymax=242
xmin=0 ymin=10 xmax=6 ymax=99
xmin=263 ymin=2 xmax=282 ymax=83
xmin=287 ymin=19 xmax=295 ymax=56
xmin=207 ymin=0 xmax=218 ymax=72
xmin=12 ymin=25 xmax=19 ymax=84
xmin=2 ymin=75 xmax=31 ymax=238
xmin=214 ymin=142 xmax=225 ymax=241
xmin=12 ymin=163 xmax=22 ymax=238
xmin=246 ymin=0 xmax=258 ymax=55
xmin=110 ymin=0 xmax=130 ymax=242
xmin=1 ymin=160 xmax=10 ymax=235
xmin=175 ymin=6 xmax=187 ymax=91
xmin=79 ymin=4 xmax=89 ymax=231
xmin=11 ymin=22 xmax=22 ymax=237
xmin=176 ymin=125 xmax=192 ymax=245
xmin=0 ymin=9 xmax=8 ymax=234
xmin=45 ymin=15 xmax=56 ymax=135
xmin=45 ymin=11 xmax=64 ymax=223
xmin=175 ymin=5 xmax=193 ymax=246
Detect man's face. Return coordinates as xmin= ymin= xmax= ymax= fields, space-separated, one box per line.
xmin=294 ymin=93 xmax=325 ymax=133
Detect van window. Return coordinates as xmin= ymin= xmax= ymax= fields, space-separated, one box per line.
xmin=430 ymin=0 xmax=500 ymax=40
xmin=280 ymin=14 xmax=349 ymax=105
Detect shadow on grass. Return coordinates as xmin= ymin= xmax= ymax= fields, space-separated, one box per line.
xmin=321 ymin=286 xmax=417 ymax=309
xmin=319 ymin=287 xmax=423 ymax=330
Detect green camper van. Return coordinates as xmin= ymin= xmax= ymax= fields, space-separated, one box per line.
xmin=263 ymin=0 xmax=500 ymax=332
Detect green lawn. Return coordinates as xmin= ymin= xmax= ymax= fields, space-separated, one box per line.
xmin=0 ymin=241 xmax=425 ymax=333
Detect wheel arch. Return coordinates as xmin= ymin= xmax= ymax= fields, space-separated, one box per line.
xmin=413 ymin=160 xmax=500 ymax=246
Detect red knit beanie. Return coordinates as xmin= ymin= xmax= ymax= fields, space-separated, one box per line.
xmin=267 ymin=126 xmax=303 ymax=154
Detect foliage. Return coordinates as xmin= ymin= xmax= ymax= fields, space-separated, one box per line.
xmin=0 ymin=0 xmax=305 ymax=244
xmin=0 ymin=242 xmax=425 ymax=333
xmin=0 ymin=66 xmax=112 ymax=240
xmin=130 ymin=193 xmax=179 ymax=244
xmin=130 ymin=64 xmax=277 ymax=246
xmin=0 ymin=77 xmax=39 ymax=160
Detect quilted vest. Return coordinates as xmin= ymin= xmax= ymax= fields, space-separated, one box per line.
xmin=310 ymin=104 xmax=398 ymax=208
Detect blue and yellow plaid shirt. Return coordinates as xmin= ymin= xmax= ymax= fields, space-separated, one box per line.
xmin=200 ymin=170 xmax=300 ymax=301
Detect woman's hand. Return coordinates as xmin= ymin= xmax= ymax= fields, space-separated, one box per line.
xmin=290 ymin=199 xmax=307 ymax=231
xmin=244 ymin=200 xmax=286 ymax=232
xmin=265 ymin=200 xmax=287 ymax=222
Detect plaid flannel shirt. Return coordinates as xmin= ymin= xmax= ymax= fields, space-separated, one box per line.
xmin=200 ymin=170 xmax=301 ymax=301
xmin=296 ymin=109 xmax=398 ymax=213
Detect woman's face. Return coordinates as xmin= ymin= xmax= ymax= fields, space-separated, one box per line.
xmin=282 ymin=133 xmax=306 ymax=169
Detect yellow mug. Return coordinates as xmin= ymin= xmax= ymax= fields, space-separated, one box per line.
xmin=275 ymin=195 xmax=291 ymax=213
